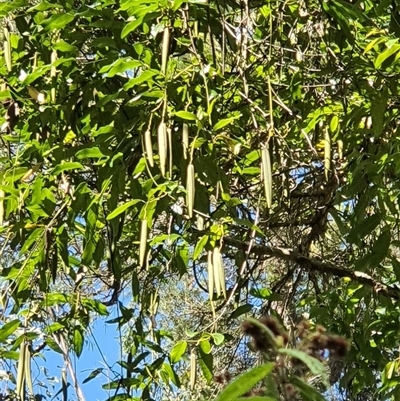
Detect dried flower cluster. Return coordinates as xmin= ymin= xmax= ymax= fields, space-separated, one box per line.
xmin=215 ymin=316 xmax=350 ymax=400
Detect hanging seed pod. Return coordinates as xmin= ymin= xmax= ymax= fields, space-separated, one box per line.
xmin=16 ymin=341 xmax=26 ymax=400
xmin=144 ymin=129 xmax=154 ymax=167
xmin=157 ymin=122 xmax=167 ymax=176
xmin=182 ymin=124 xmax=189 ymax=159
xmin=186 ymin=163 xmax=195 ymax=218
xmin=196 ymin=214 xmax=204 ymax=230
xmin=190 ymin=349 xmax=197 ymax=390
xmin=161 ymin=27 xmax=170 ymax=74
xmin=212 ymin=247 xmax=222 ymax=297
xmin=4 ymin=39 xmax=11 ymax=72
xmin=337 ymin=139 xmax=343 ymax=160
xmin=24 ymin=344 xmax=33 ymax=395
xmin=139 ymin=219 xmax=148 ymax=267
xmin=0 ymin=189 xmax=4 ymax=226
xmin=167 ymin=126 xmax=173 ymax=177
xmin=213 ymin=247 xmax=226 ymax=298
xmin=50 ymin=50 xmax=58 ymax=102
xmin=324 ymin=129 xmax=331 ymax=180
xmin=207 ymin=250 xmax=214 ymax=299
xmin=261 ymin=145 xmax=272 ymax=208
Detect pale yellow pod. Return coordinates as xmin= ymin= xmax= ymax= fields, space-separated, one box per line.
xmin=182 ymin=124 xmax=189 ymax=159
xmin=261 ymin=146 xmax=272 ymax=208
xmin=196 ymin=214 xmax=204 ymax=230
xmin=3 ymin=28 xmax=9 ymax=41
xmin=218 ymin=250 xmax=226 ymax=298
xmin=16 ymin=341 xmax=26 ymax=400
xmin=28 ymin=86 xmax=46 ymax=104
xmin=50 ymin=50 xmax=58 ymax=102
xmin=4 ymin=40 xmax=11 ymax=72
xmin=157 ymin=122 xmax=167 ymax=176
xmin=190 ymin=349 xmax=196 ymax=390
xmin=24 ymin=345 xmax=33 ymax=395
xmin=167 ymin=126 xmax=172 ymax=177
xmin=161 ymin=27 xmax=170 ymax=74
xmin=337 ymin=139 xmax=343 ymax=160
xmin=212 ymin=247 xmax=221 ymax=297
xmin=207 ymin=250 xmax=214 ymax=299
xmin=139 ymin=219 xmax=148 ymax=267
xmin=324 ymin=129 xmax=331 ymax=180
xmin=0 ymin=189 xmax=4 ymax=226
xmin=144 ymin=129 xmax=154 ymax=167
xmin=186 ymin=163 xmax=195 ymax=218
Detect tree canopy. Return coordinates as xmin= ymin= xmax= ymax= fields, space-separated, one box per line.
xmin=1 ymin=0 xmax=400 ymax=400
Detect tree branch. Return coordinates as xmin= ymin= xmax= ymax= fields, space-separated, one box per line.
xmin=223 ymin=236 xmax=400 ymax=300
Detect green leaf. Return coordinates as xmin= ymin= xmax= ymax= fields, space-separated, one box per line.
xmin=121 ymin=18 xmax=144 ymax=39
xmin=228 ymin=304 xmax=253 ymax=320
xmin=347 ymin=213 xmax=381 ymax=244
xmin=278 ymin=349 xmax=328 ymax=388
xmin=371 ymin=86 xmax=388 ymax=136
xmin=375 ymin=44 xmax=400 ymax=68
xmin=106 ymin=59 xmax=142 ymax=77
xmin=53 ymin=40 xmax=79 ymax=53
xmin=82 ymin=368 xmax=104 ymax=384
xmin=174 ymin=111 xmax=197 ymax=121
xmin=170 ymin=341 xmax=187 ymax=364
xmin=211 ymin=333 xmax=224 ymax=345
xmin=52 ymin=162 xmax=84 ymax=175
xmin=73 ymin=327 xmax=84 ymax=357
xmin=0 ymin=0 xmax=26 ymax=16
xmin=215 ymin=364 xmax=274 ymax=401
xmin=76 ymin=147 xmax=107 ymax=160
xmin=213 ymin=114 xmax=241 ymax=131
xmin=198 ymin=346 xmax=213 ymax=384
xmin=0 ymin=320 xmax=20 ymax=343
xmin=107 ymin=200 xmax=143 ymax=220
xmin=199 ymin=339 xmax=211 ymax=354
xmin=368 ymin=228 xmax=391 ymax=267
xmin=290 ymin=376 xmax=327 ymax=401
xmin=193 ymin=235 xmax=208 ymax=260
xmin=43 ymin=13 xmax=75 ymax=31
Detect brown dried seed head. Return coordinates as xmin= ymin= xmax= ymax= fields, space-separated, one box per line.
xmin=259 ymin=316 xmax=288 ymax=343
xmin=326 ymin=335 xmax=349 ymax=358
xmin=309 ymin=332 xmax=328 ymax=350
xmin=214 ymin=374 xmax=225 ymax=384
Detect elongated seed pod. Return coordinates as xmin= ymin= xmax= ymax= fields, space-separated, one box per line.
xmin=190 ymin=349 xmax=196 ymax=390
xmin=24 ymin=345 xmax=33 ymax=395
xmin=161 ymin=27 xmax=170 ymax=74
xmin=144 ymin=129 xmax=154 ymax=167
xmin=207 ymin=250 xmax=214 ymax=299
xmin=212 ymin=247 xmax=221 ymax=297
xmin=324 ymin=129 xmax=331 ymax=180
xmin=4 ymin=40 xmax=11 ymax=72
xmin=50 ymin=50 xmax=57 ymax=102
xmin=0 ymin=189 xmax=4 ymax=226
xmin=186 ymin=163 xmax=195 ymax=218
xmin=16 ymin=341 xmax=26 ymax=400
xmin=182 ymin=124 xmax=189 ymax=159
xmin=261 ymin=145 xmax=272 ymax=208
xmin=167 ymin=126 xmax=172 ymax=177
xmin=158 ymin=122 xmax=167 ymax=176
xmin=218 ymin=251 xmax=226 ymax=298
xmin=139 ymin=219 xmax=148 ymax=267
xmin=337 ymin=139 xmax=343 ymax=160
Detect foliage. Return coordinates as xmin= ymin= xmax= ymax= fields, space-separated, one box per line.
xmin=1 ymin=0 xmax=400 ymax=400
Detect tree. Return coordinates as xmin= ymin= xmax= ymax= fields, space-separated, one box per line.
xmin=1 ymin=0 xmax=400 ymax=400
